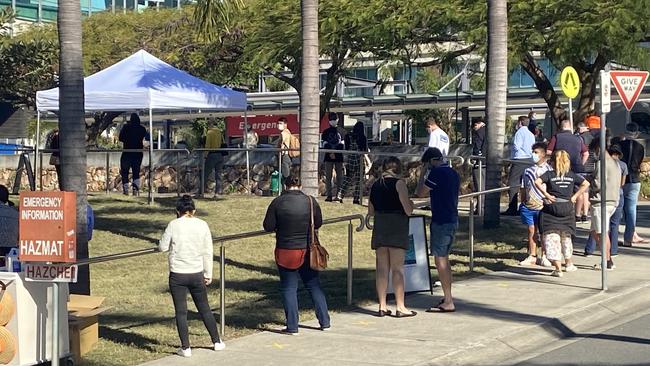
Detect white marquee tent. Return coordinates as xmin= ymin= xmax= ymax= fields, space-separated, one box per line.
xmin=35 ymin=49 xmax=248 ymax=202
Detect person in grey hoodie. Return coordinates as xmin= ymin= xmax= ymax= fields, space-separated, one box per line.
xmin=587 ymin=138 xmax=622 ymax=271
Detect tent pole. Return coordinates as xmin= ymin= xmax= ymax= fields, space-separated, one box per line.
xmin=244 ymin=108 xmax=251 ymax=195
xmin=35 ymin=111 xmax=40 ymax=190
xmin=149 ymin=108 xmax=154 ymax=204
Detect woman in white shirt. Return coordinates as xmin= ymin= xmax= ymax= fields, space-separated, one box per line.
xmin=159 ymin=195 xmax=224 ymax=357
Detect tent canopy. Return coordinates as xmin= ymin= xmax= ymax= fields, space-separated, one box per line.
xmin=36 ymin=49 xmax=247 ymax=112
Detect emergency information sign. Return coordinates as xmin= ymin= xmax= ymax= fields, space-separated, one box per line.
xmin=24 ymin=263 xmax=78 ymax=283
xmin=19 ymin=191 xmax=77 ymax=263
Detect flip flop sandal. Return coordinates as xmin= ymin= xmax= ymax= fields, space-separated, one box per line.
xmin=425 ymin=306 xmax=456 ymax=313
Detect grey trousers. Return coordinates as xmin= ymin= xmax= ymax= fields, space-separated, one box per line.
xmin=204 ymin=152 xmax=224 ymax=194
xmin=324 ymin=161 xmax=344 ymax=198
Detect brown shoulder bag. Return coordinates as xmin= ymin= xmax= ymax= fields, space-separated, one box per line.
xmin=308 ymin=196 xmax=329 ymax=271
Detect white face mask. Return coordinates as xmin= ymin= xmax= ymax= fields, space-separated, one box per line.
xmin=278 ymin=124 xmax=285 ymax=131
xmin=329 ymin=120 xmax=338 ymax=127
xmin=532 ymin=153 xmax=541 ymax=163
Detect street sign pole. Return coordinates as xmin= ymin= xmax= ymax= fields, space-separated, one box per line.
xmin=568 ymin=98 xmax=573 ymax=128
xmin=599 ymin=70 xmax=610 ymax=291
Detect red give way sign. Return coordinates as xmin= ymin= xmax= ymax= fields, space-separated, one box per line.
xmin=610 ymin=71 xmax=649 ymax=111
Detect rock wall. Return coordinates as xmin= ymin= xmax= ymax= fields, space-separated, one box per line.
xmin=2 ymin=156 xmax=648 ymax=197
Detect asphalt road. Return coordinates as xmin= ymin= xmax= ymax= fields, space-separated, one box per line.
xmin=516 ymin=314 xmax=650 ymax=366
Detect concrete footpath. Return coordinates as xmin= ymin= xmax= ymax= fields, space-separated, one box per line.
xmin=141 ymin=203 xmax=650 ymax=366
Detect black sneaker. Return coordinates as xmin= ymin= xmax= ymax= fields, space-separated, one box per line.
xmin=584 ymin=251 xmax=593 ymax=257
xmin=325 ymin=197 xmax=333 ymax=202
xmin=581 ymin=215 xmax=588 ymax=222
xmin=607 ymin=260 xmax=616 ymax=270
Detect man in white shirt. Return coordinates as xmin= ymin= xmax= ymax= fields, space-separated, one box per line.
xmin=426 ymin=117 xmax=449 ymax=156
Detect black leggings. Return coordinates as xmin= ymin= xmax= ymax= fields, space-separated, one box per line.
xmin=169 ymin=272 xmax=220 ymax=349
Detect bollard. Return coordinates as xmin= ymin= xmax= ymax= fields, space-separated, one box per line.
xmin=219 ymin=242 xmax=226 ymax=335
xmin=469 ymin=198 xmax=475 ymax=272
xmin=347 ymin=221 xmax=353 ymax=305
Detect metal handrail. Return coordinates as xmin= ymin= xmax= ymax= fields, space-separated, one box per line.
xmin=70 ymin=212 xmax=364 ymax=336
xmin=410 ymin=185 xmax=517 ymax=271
xmin=74 ymin=248 xmax=159 ymax=266
xmin=213 ymin=213 xmax=364 ymax=335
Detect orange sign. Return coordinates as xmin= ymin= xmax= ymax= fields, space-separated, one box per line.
xmin=19 ymin=191 xmax=77 ymax=263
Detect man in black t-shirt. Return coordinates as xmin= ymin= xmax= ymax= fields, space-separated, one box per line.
xmin=119 ymin=113 xmax=148 ymax=196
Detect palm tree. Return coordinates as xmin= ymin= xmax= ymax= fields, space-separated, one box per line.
xmin=299 ymin=0 xmax=319 ymax=196
xmin=484 ymin=0 xmax=508 ymax=229
xmin=58 ymin=0 xmax=90 ymax=294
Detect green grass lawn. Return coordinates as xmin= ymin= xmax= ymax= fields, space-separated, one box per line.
xmin=80 ymin=194 xmax=527 ymax=366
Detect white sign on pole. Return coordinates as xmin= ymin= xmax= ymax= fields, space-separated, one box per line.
xmin=24 ymin=263 xmax=78 ymax=283
xmin=601 ymin=71 xmax=611 ymax=114
xmin=610 ymin=71 xmax=649 ymax=111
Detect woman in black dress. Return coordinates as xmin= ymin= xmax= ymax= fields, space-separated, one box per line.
xmin=535 ymin=150 xmax=590 ymax=277
xmin=368 ymin=157 xmax=415 ymax=317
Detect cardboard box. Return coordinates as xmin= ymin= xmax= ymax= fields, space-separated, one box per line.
xmin=68 ymin=295 xmax=110 ymax=364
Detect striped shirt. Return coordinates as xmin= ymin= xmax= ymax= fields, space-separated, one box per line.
xmin=521 ymin=163 xmax=551 ymax=210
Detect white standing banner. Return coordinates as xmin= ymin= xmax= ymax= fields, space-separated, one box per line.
xmin=388 ymin=215 xmax=432 ymax=294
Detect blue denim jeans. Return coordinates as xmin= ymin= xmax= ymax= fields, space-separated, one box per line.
xmin=277 ymin=258 xmax=330 ymax=332
xmin=585 ymin=191 xmax=624 ymax=255
xmin=623 ymin=183 xmax=641 ymax=243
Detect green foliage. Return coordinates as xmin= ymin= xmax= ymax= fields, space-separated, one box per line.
xmin=641 ymin=176 xmax=650 ymax=199
xmin=0 ymin=26 xmax=58 ymax=105
xmin=0 ymin=6 xmax=14 ymax=36
xmin=265 ymin=77 xmax=290 ymax=92
xmin=508 ymin=0 xmax=650 ymax=70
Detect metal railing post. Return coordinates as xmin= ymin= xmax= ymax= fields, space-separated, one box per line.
xmin=199 ymin=152 xmax=205 ymax=197
xmin=359 ymin=154 xmax=365 ymax=205
xmin=219 ymin=242 xmax=226 ymax=336
xmin=469 ymin=198 xmax=475 ymax=272
xmin=176 ymin=151 xmax=181 ymax=197
xmin=39 ymin=152 xmax=43 ymax=191
xmin=278 ymin=150 xmax=283 ymax=195
xmin=105 ymin=153 xmax=110 ymax=195
xmin=246 ymin=150 xmax=252 ymax=195
xmin=347 ymin=221 xmax=353 ymax=305
xmin=478 ymin=159 xmax=484 ymax=216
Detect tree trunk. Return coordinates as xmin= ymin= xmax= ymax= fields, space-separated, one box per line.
xmin=58 ymin=0 xmax=90 ymax=294
xmin=299 ymin=0 xmax=320 ymax=197
xmin=484 ymin=0 xmax=508 ymax=229
xmin=520 ymin=53 xmax=566 ymax=125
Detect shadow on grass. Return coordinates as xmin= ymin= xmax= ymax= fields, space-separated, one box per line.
xmin=98 ymin=325 xmax=164 ymax=352
xmin=99 ymin=267 xmax=377 ymax=345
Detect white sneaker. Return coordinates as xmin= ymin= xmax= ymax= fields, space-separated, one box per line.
xmin=565 ymin=264 xmax=578 ymax=272
xmin=551 ymin=270 xmax=563 ymax=278
xmin=177 ymin=348 xmax=192 ymax=358
xmin=519 ymin=255 xmax=537 ymax=266
xmin=538 ymin=256 xmax=553 ymax=268
xmin=214 ymin=341 xmax=226 ymax=351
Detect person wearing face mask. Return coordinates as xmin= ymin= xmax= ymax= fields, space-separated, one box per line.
xmin=417 ymin=148 xmax=460 ymax=312
xmin=321 ymin=112 xmax=346 ymax=202
xmin=518 ymin=143 xmax=553 ymax=267
xmin=277 ymin=117 xmax=293 ymax=185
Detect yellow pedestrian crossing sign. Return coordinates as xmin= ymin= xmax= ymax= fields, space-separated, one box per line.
xmin=561 ymin=66 xmax=580 ymax=99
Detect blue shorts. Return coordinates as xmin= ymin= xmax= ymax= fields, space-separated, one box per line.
xmin=430 ymin=222 xmax=458 ymax=257
xmin=519 ymin=204 xmax=540 ymax=226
